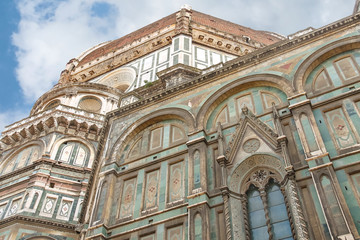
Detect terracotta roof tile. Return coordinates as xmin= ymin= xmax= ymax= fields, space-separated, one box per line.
xmin=77 ymin=10 xmax=282 ymax=67
xmin=191 ymin=10 xmax=281 ymax=45
xmin=78 ymin=12 xmax=177 ymax=66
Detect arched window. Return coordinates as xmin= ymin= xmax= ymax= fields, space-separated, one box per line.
xmin=244 ymin=170 xmax=293 ymax=240
xmin=78 ymin=96 xmax=102 ymax=113
xmin=55 ymin=142 xmax=90 ymax=167
xmin=1 ymin=145 xmax=40 ymax=175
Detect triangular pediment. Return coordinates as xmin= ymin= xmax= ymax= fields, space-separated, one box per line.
xmin=224 ymin=107 xmax=279 ymax=165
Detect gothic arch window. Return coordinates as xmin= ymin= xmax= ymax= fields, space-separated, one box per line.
xmin=78 ymin=96 xmax=102 ymax=113
xmin=0 ymin=145 xmax=40 ymax=176
xmin=243 ymin=170 xmax=293 ymax=240
xmin=55 ymin=141 xmax=90 ymax=167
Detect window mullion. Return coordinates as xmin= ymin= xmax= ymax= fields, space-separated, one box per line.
xmin=240 ymin=194 xmax=251 ymax=240
xmin=260 ymin=188 xmax=273 ymax=240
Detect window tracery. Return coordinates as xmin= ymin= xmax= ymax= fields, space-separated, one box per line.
xmin=242 ymin=169 xmax=293 ymax=240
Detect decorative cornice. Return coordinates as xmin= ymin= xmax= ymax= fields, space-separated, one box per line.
xmin=0 ymin=158 xmax=91 ymax=183
xmin=0 ymin=215 xmax=76 ymax=232
xmin=69 ymin=32 xmax=174 ymax=84
xmin=31 ymin=82 xmax=122 ymax=115
xmin=104 ymin=13 xmax=360 ymax=121
xmin=1 ymin=105 xmax=104 ymax=148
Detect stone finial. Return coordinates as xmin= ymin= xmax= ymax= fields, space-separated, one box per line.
xmin=181 ymin=4 xmax=192 ymax=11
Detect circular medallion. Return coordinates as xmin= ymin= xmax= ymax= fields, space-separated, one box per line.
xmin=243 ymin=138 xmax=260 ymax=153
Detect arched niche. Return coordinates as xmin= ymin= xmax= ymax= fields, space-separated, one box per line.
xmin=293 ymin=35 xmax=360 ymax=93
xmin=78 ymin=95 xmax=102 ymax=113
xmin=196 ymin=74 xmax=292 ymax=132
xmin=304 ymin=49 xmax=360 ymax=97
xmin=50 ymin=137 xmax=95 ymax=168
xmin=117 ymin=119 xmax=188 ymax=164
xmin=204 ymin=85 xmax=288 ymax=132
xmin=109 ymin=107 xmax=195 ymax=163
xmin=43 ymin=99 xmax=61 ymax=111
xmin=229 ymin=154 xmax=286 ymax=193
xmin=228 ymin=155 xmax=293 ymax=240
xmin=98 ymin=67 xmax=136 ymax=92
xmin=0 ymin=143 xmax=43 ymax=176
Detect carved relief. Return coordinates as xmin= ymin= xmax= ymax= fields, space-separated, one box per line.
xmin=229 ymin=155 xmax=284 ymax=192
xmin=119 ymin=178 xmax=137 ymax=218
xmin=169 ymin=162 xmax=184 ymax=203
xmin=167 ymin=225 xmax=183 ymax=240
xmin=143 ymin=170 xmax=160 ymax=210
xmin=325 ymin=108 xmax=357 ymax=148
xmin=242 ymin=138 xmax=261 ymax=154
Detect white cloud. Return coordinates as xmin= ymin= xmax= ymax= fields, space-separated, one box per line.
xmin=7 ymin=0 xmax=355 ymax=124
xmin=0 ymin=109 xmax=28 ymax=133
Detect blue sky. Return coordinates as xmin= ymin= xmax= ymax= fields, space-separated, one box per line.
xmin=0 ymin=0 xmax=356 ymax=131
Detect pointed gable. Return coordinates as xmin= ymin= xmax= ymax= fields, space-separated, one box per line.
xmin=224 ymin=107 xmax=279 ymax=164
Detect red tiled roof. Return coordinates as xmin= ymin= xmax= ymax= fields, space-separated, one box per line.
xmin=78 ymin=13 xmax=178 ymax=66
xmin=77 ymin=10 xmax=282 ymax=67
xmin=191 ymin=10 xmax=281 ymax=45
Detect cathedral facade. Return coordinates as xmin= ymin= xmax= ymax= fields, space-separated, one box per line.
xmin=1 ymin=4 xmax=360 ymax=240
